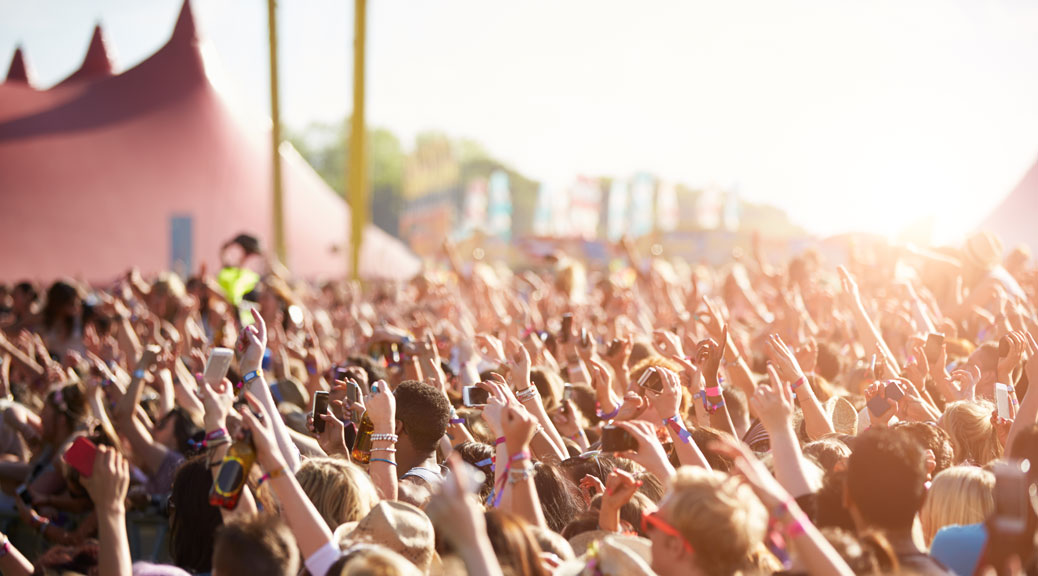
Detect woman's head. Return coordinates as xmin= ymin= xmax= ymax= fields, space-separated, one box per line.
xmin=649 ymin=466 xmax=767 ymax=576
xmin=42 ymin=383 xmax=87 ymax=443
xmin=43 ymin=281 xmax=81 ymax=333
xmin=920 ymin=466 xmax=995 ymax=545
xmin=532 ymin=461 xmax=584 ymax=533
xmin=484 ymin=510 xmax=548 ymax=576
xmin=453 ymin=442 xmax=495 ymax=503
xmin=939 ymin=401 xmax=1002 ymax=465
xmin=154 ymin=408 xmax=202 ymax=456
xmin=12 ymin=281 xmax=37 ymax=314
xmin=296 ymin=458 xmax=379 ymax=529
xmin=169 ymin=456 xmax=224 ymax=573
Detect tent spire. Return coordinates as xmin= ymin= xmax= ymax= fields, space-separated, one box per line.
xmin=60 ymin=25 xmax=114 ymax=84
xmin=170 ymin=0 xmax=199 ymax=45
xmin=5 ymin=46 xmax=32 ymax=85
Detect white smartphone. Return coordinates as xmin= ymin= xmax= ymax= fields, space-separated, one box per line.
xmin=462 ymin=386 xmax=490 ymax=407
xmin=204 ymin=347 xmax=234 ymax=385
xmin=996 ymin=383 xmax=1012 ymax=420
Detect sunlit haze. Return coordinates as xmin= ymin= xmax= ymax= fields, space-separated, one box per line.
xmin=4 ymin=0 xmax=1038 ymax=243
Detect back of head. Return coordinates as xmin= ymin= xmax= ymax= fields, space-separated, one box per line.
xmin=892 ymin=421 xmax=955 ymax=475
xmin=846 ymin=428 xmax=927 ymax=532
xmin=484 ymin=510 xmax=548 ymax=576
xmin=532 ymin=461 xmax=583 ymax=533
xmin=394 ymin=380 xmax=450 ymax=453
xmin=213 ymin=516 xmax=300 ymax=576
xmin=662 ymin=466 xmax=768 ymax=576
xmin=939 ymin=401 xmax=1002 ymax=465
xmin=331 ymin=544 xmax=423 ymax=576
xmin=169 ymin=456 xmax=224 ymax=574
xmin=920 ymin=466 xmax=995 ymax=545
xmin=296 ymin=458 xmax=379 ymax=529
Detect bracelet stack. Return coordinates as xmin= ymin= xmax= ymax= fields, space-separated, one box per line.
xmin=506 ymin=451 xmax=533 ymax=484
xmin=515 ymin=387 xmax=539 ymax=403
xmin=203 ymin=428 xmax=230 ymax=449
xmin=371 ymin=433 xmax=399 ymax=443
xmin=771 ymin=500 xmax=807 ymax=539
xmin=663 ymin=415 xmax=692 ymax=444
xmin=790 ymin=376 xmax=806 ymax=391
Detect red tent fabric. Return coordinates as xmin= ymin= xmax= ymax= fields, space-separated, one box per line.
xmin=0 ymin=1 xmax=419 ymax=282
xmin=977 ymin=157 xmax=1038 ymax=251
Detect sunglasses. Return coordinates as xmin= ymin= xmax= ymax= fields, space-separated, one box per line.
xmin=641 ymin=511 xmax=695 ymax=555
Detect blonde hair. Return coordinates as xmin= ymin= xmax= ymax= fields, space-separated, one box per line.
xmin=920 ymin=466 xmax=995 ymax=546
xmin=334 ymin=544 xmax=422 ymax=576
xmin=660 ymin=466 xmax=768 ymax=576
xmin=939 ymin=401 xmax=1002 ymax=466
xmin=296 ymin=458 xmax=379 ymax=529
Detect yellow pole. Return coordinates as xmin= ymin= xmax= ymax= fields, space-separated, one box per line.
xmin=268 ymin=0 xmax=287 ymax=265
xmin=348 ymin=0 xmax=368 ymax=281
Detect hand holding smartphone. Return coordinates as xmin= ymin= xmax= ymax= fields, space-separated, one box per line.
xmin=600 ymin=425 xmax=639 ymax=452
xmin=204 ymin=347 xmax=234 ymax=385
xmin=63 ymin=436 xmax=98 ymax=478
xmin=312 ymin=391 xmax=330 ymax=433
xmin=463 ymin=386 xmax=491 ymax=407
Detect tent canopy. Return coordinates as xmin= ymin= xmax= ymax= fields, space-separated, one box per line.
xmin=0 ymin=0 xmax=419 ymax=282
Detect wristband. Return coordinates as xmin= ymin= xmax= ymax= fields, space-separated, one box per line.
xmin=791 ymin=376 xmax=806 ymax=391
xmin=449 ymin=418 xmax=466 ymax=425
xmin=596 ymin=406 xmax=620 ymax=420
xmin=495 ymin=436 xmax=507 ymax=446
xmin=370 ymin=433 xmax=399 ymax=443
xmin=703 ymin=386 xmax=722 ymax=397
xmin=257 ymin=466 xmax=285 ymax=487
xmin=0 ymin=535 xmax=9 ymax=558
xmin=510 ymin=450 xmax=532 ymax=462
xmin=206 ymin=428 xmax=229 ymax=441
xmin=371 ymin=447 xmax=397 ymax=453
xmin=242 ymin=370 xmax=261 ymax=384
xmin=663 ymin=415 xmax=693 ymax=444
xmin=370 ymin=458 xmax=398 ymax=466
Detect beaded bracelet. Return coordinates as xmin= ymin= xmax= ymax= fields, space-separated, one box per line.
xmin=257 ymin=466 xmax=285 ymax=487
xmin=371 ymin=447 xmax=397 ymax=453
xmin=704 ymin=398 xmax=726 ymax=414
xmin=507 ymin=466 xmax=534 ymax=484
xmin=370 ymin=458 xmax=397 ymax=466
xmin=596 ymin=406 xmax=620 ymax=420
xmin=371 ymin=433 xmax=399 ymax=443
xmin=510 ymin=450 xmax=532 ymax=462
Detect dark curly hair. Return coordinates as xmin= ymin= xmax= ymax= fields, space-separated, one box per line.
xmin=394 ymin=380 xmax=450 ymax=453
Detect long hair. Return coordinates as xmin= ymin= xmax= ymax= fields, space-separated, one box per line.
xmin=169 ymin=455 xmax=223 ymax=573
xmin=484 ymin=510 xmax=548 ymax=576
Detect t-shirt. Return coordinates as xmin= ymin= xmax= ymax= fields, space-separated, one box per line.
xmin=929 ymin=523 xmax=987 ymax=576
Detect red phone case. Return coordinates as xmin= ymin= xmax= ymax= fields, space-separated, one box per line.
xmin=63 ymin=437 xmax=97 ymax=478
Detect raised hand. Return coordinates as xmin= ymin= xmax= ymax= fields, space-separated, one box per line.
xmin=751 ymin=365 xmax=794 ymax=431
xmin=81 ymin=446 xmax=131 ymax=513
xmin=764 ymin=334 xmax=805 ymax=385
xmin=238 ymin=308 xmax=267 ymax=374
xmin=599 ymin=469 xmax=642 ymax=532
xmin=317 ymin=400 xmax=348 ymax=457
xmin=364 ymin=380 xmax=396 ymax=435
xmin=612 ymin=420 xmax=675 ymax=482
xmin=475 ymin=334 xmax=507 ymax=365
xmin=644 ymin=367 xmax=682 ymax=421
xmin=502 ymin=403 xmax=539 ymax=456
xmin=794 ymin=337 xmax=818 ymax=375
xmin=197 ymin=375 xmax=237 ymax=433
xmin=653 ymin=330 xmax=684 ymax=358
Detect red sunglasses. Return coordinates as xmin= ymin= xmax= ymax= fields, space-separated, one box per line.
xmin=641 ymin=511 xmax=695 ymax=554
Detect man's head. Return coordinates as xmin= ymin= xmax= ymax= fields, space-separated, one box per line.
xmin=394 ymin=380 xmax=450 ymax=454
xmin=650 ymin=466 xmax=767 ymax=576
xmin=845 ymin=428 xmax=928 ymax=533
xmin=212 ymin=516 xmax=299 ymax=576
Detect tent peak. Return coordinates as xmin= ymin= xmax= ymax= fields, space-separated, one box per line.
xmin=5 ymin=46 xmax=33 ymax=86
xmin=60 ymin=25 xmax=114 ymax=85
xmin=170 ymin=0 xmax=199 ymax=46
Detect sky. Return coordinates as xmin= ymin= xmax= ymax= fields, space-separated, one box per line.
xmin=3 ymin=0 xmax=1038 ymax=243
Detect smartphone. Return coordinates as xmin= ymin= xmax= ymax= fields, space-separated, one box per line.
xmin=638 ymin=367 xmax=664 ymax=393
xmin=607 ymin=339 xmax=624 ymax=357
xmin=867 ymin=395 xmax=891 ymax=418
xmin=996 ymin=383 xmax=1012 ymax=420
xmin=560 ymin=314 xmax=574 ymax=343
xmin=579 ymin=329 xmax=590 ymax=349
xmin=462 ymin=386 xmax=490 ymax=407
xmin=204 ymin=347 xmax=234 ymax=385
xmin=63 ymin=436 xmax=98 ymax=478
xmin=312 ymin=391 xmax=330 ymax=434
xmin=334 ymin=366 xmax=350 ymax=382
xmin=346 ymin=380 xmax=362 ymax=407
xmin=600 ymin=425 xmax=639 ymax=452
xmin=992 ymin=461 xmax=1030 ymax=535
xmin=999 ymin=336 xmax=1012 ymax=359
xmin=884 ymin=381 xmax=905 ymax=403
xmin=925 ymin=333 xmax=945 ymax=364
xmin=16 ymin=485 xmax=32 ymax=506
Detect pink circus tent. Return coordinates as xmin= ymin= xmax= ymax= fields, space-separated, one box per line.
xmin=977 ymin=158 xmax=1038 ymax=252
xmin=0 ymin=1 xmax=419 ymax=282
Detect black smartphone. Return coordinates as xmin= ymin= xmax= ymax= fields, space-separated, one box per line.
xmin=334 ymin=366 xmax=350 ymax=382
xmin=600 ymin=426 xmax=639 ymax=452
xmin=560 ymin=314 xmax=574 ymax=343
xmin=463 ymin=386 xmax=491 ymax=407
xmin=16 ymin=485 xmax=32 ymax=506
xmin=312 ymin=391 xmax=329 ymax=434
xmin=638 ymin=367 xmax=664 ymax=393
xmin=884 ymin=381 xmax=905 ymax=403
xmin=925 ymin=333 xmax=945 ymax=364
xmin=867 ymin=395 xmax=891 ymax=418
xmin=992 ymin=462 xmax=1030 ymax=535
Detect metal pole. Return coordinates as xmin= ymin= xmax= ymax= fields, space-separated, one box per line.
xmin=348 ymin=0 xmax=368 ymax=281
xmin=268 ymin=0 xmax=287 ymax=265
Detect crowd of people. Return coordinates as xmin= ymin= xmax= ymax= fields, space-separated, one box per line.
xmin=0 ymin=229 xmax=1037 ymax=575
